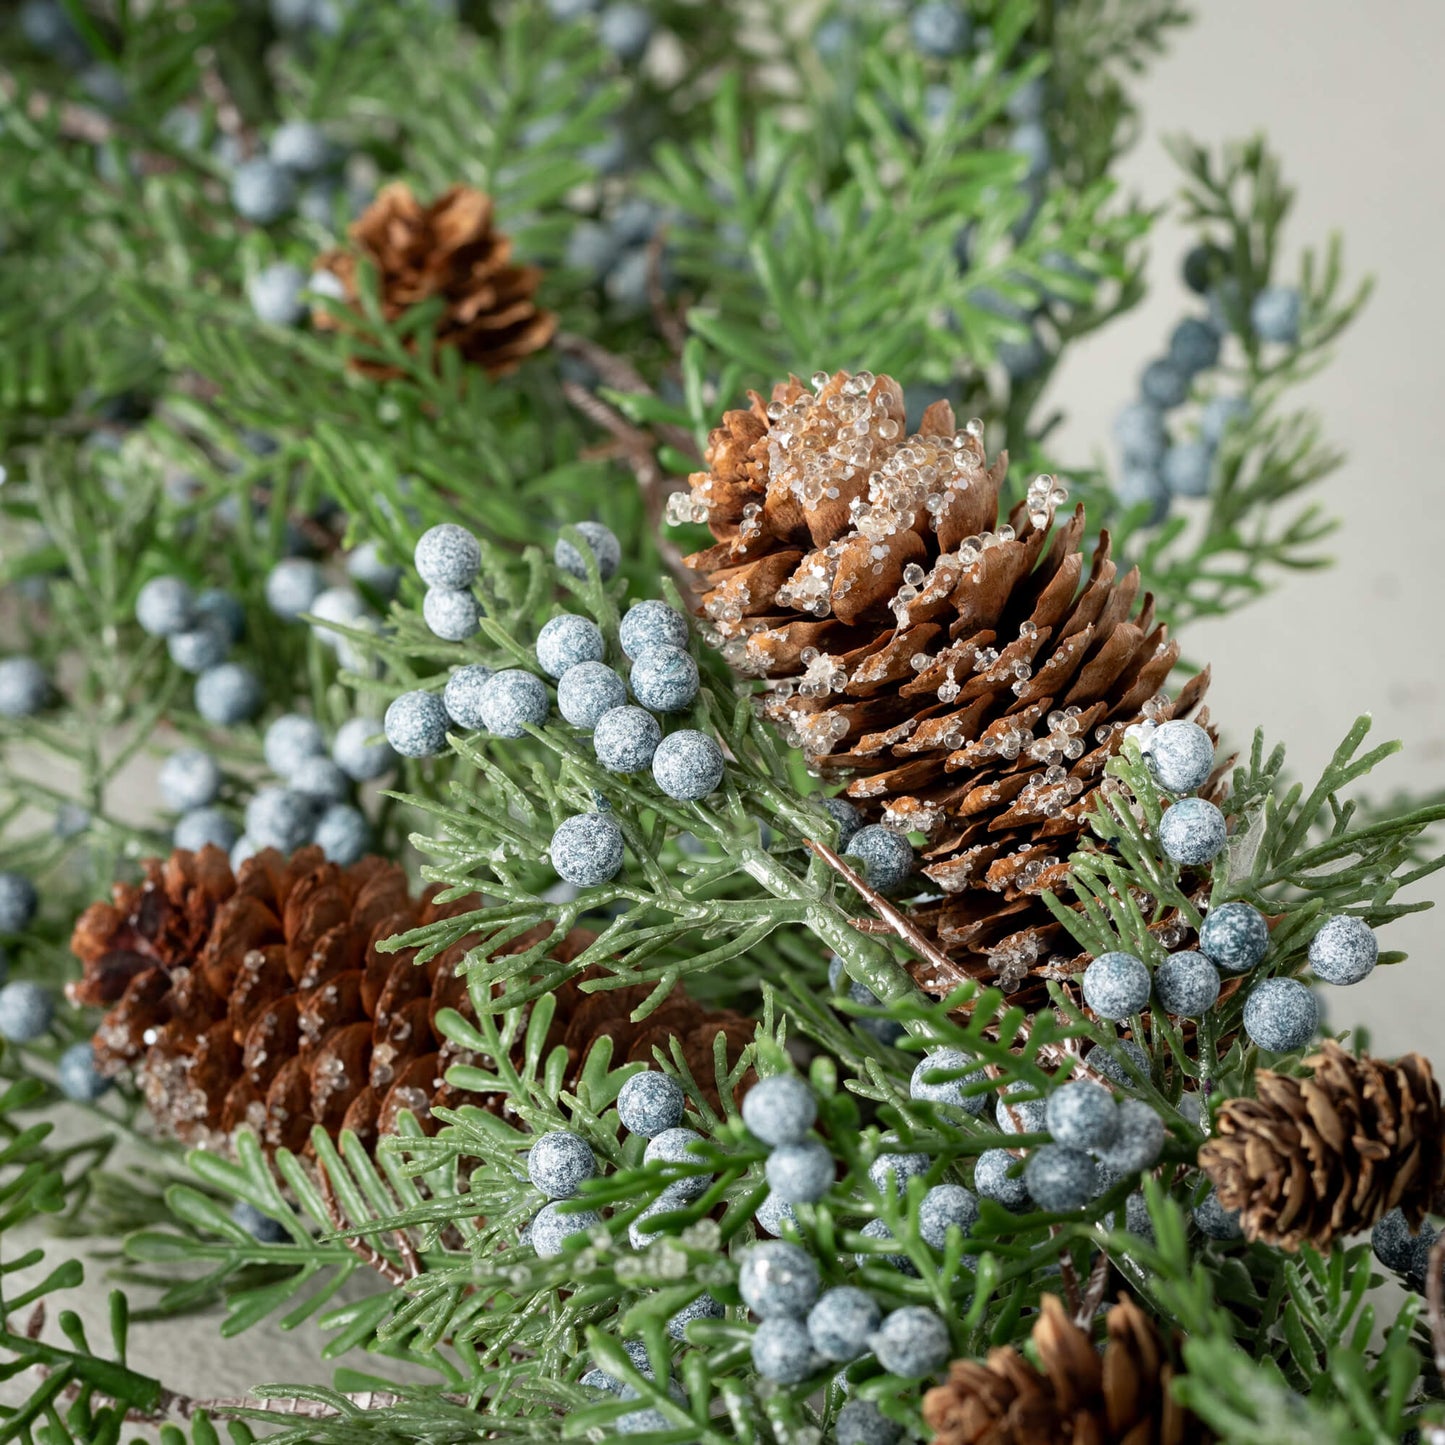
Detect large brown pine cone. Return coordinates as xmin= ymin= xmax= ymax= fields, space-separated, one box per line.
xmin=313 ymin=183 xmax=555 ymax=379
xmin=680 ymin=371 xmax=1213 ymax=995
xmin=922 ymin=1294 xmax=1214 ymax=1445
xmin=1197 ymin=1040 xmax=1445 ymax=1251
xmin=69 ymin=846 xmax=753 ymax=1154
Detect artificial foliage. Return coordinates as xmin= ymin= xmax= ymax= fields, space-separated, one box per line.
xmin=0 ymin=3 xmax=1441 ymax=1445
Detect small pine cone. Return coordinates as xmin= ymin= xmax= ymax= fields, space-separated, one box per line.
xmin=69 ymin=846 xmax=751 ymax=1154
xmin=922 ymin=1294 xmax=1214 ymax=1445
xmin=313 ymin=183 xmax=555 ymax=379
xmin=682 ymin=372 xmax=1214 ymax=998
xmin=1198 ymin=1039 xmax=1445 ymax=1250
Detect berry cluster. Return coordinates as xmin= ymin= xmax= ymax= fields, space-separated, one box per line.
xmin=135 ymin=576 xmax=261 ymax=726
xmin=231 ymin=118 xmax=349 ymax=228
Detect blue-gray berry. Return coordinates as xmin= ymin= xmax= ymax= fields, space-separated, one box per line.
xmin=598 ymin=0 xmax=652 ymax=58
xmin=1200 ymin=394 xmax=1248 ymax=445
xmin=58 ymin=1041 xmax=113 ymax=1101
xmin=1095 ymin=1098 xmax=1165 ymax=1174
xmin=836 ymin=1399 xmax=903 ymax=1445
xmin=313 ymin=803 xmax=370 ymax=864
xmin=440 ymin=665 xmax=494 ymax=731
xmin=1251 ymin=285 xmax=1301 ymax=345
xmin=1082 ymin=951 xmax=1151 ymax=1020
xmin=1167 ymin=316 xmax=1222 ymax=376
xmin=422 ymin=586 xmax=480 ymax=642
xmin=1143 ymin=719 xmax=1214 ymax=794
xmin=822 ymin=795 xmax=864 ymax=848
xmin=384 ymin=690 xmax=449 ymax=758
xmin=998 ymin=325 xmax=1048 ymax=381
xmin=555 ymin=521 xmax=621 ymax=581
xmin=751 ymin=1316 xmax=817 ymax=1384
xmin=738 ymin=1240 xmax=819 ymax=1319
xmin=530 ymin=1201 xmax=601 ymax=1258
xmin=159 ymin=750 xmax=222 ymax=812
xmin=478 ymin=669 xmax=550 ymax=739
xmin=247 ymin=263 xmax=307 ymax=326
xmin=1198 ymin=901 xmax=1269 ymax=973
xmin=974 ymin=1148 xmax=1029 ymax=1209
xmin=1009 ymin=121 xmax=1050 ymax=182
xmin=742 ymin=1075 xmax=816 ymax=1147
xmin=845 ymin=825 xmax=914 ymax=895
xmin=289 ymin=755 xmax=350 ymax=804
xmin=1045 ymin=1081 xmax=1119 ymax=1151
xmin=909 ymin=1048 xmax=990 ymax=1117
xmin=869 ymin=1149 xmax=930 ymax=1196
xmin=870 ymin=1306 xmax=950 ymax=1378
xmin=617 ymin=1069 xmax=685 ymax=1138
xmin=265 ymin=558 xmax=325 ymax=620
xmin=231 ymin=158 xmax=296 ymax=223
xmin=855 ymin=1217 xmax=918 ymax=1275
xmin=1162 ymin=441 xmax=1213 ymax=499
xmin=1154 ymin=951 xmax=1221 ymax=1017
xmin=231 ymin=1200 xmax=290 ymax=1243
xmin=1373 ymin=1208 xmax=1427 ymax=1274
xmin=997 ymin=1089 xmax=1047 ymax=1135
xmin=0 ymin=981 xmax=53 ymax=1042
xmin=346 ymin=541 xmax=401 ymax=598
xmin=528 ymin=1130 xmax=597 ymax=1199
xmin=918 ymin=1183 xmax=979 ymax=1248
xmin=754 ymin=1192 xmax=798 ymax=1238
xmin=807 ymin=1288 xmax=880 ymax=1362
xmin=667 ymin=1293 xmax=725 ymax=1341
xmin=231 ymin=836 xmax=256 ymax=871
xmin=332 ymin=717 xmax=396 ymax=780
xmin=557 ymin=662 xmax=627 ymax=729
xmin=1024 ymin=1145 xmax=1097 ymax=1212
xmin=1114 ymin=401 xmax=1167 ymax=465
xmin=195 ymin=663 xmax=264 ymax=725
xmin=167 ymin=617 xmax=231 ymax=674
xmin=566 ymin=219 xmax=619 ymax=276
xmin=414 ymin=523 xmax=481 ymax=590
xmin=1159 ymin=796 xmax=1227 ymax=865
xmin=245 ymin=787 xmax=315 ymax=853
xmin=135 ymin=576 xmax=195 ymax=638
xmin=1212 ymin=278 xmax=1247 ymax=335
xmin=0 ymin=657 xmax=49 ymax=717
xmin=1140 ymin=358 xmax=1189 ymax=410
xmin=643 ymin=1128 xmax=710 ymax=1200
xmin=594 ymin=706 xmax=661 ymax=772
xmin=1243 ymin=977 xmax=1317 ymax=1053
xmin=174 ymin=806 xmax=240 ymax=854
xmin=652 ymin=730 xmax=725 ymax=801
xmin=1182 ymin=242 xmax=1224 ymax=295
xmin=1192 ymin=1189 xmax=1242 ymax=1241
xmin=536 ymin=615 xmax=606 ymax=679
xmin=619 ymin=600 xmax=689 ymax=659
xmin=910 ymin=0 xmax=970 ymax=56
xmin=629 ymin=645 xmax=699 ymax=714
xmin=308 ymin=587 xmax=370 ymax=655
xmin=269 ymin=120 xmax=333 ymax=174
xmin=1308 ymin=915 xmax=1377 ymax=987
xmin=1084 ymin=1038 xmax=1152 ymax=1087
xmin=264 ymin=714 xmax=327 ymax=778
xmin=1124 ymin=1191 xmax=1155 ymax=1241
xmin=766 ymin=1141 xmax=834 ymax=1204
xmin=551 ymin=811 xmax=624 ymax=886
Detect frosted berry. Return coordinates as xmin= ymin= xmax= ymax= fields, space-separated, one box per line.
xmin=1373 ymin=1208 xmax=1427 ymax=1274
xmin=1143 ymin=719 xmax=1214 ymax=795
xmin=0 ymin=981 xmax=53 ymax=1042
xmin=1159 ymin=796 xmax=1227 ymax=865
xmin=1085 ymin=1038 xmax=1151 ymax=1087
xmin=870 ymin=1306 xmax=949 ymax=1378
xmin=1162 ymin=441 xmax=1213 ymax=498
xmin=1125 ymin=1191 xmax=1155 ymax=1241
xmin=1243 ymin=977 xmax=1317 ymax=1053
xmin=837 ymin=1400 xmax=903 ymax=1445
xmin=174 ymin=806 xmax=241 ymax=854
xmin=738 ymin=1240 xmax=820 ymax=1319
xmin=195 ymin=663 xmax=264 ymax=724
xmin=594 ymin=706 xmax=661 ymax=772
xmin=1095 ymin=1098 xmax=1165 ymax=1174
xmin=332 ymin=717 xmax=396 ymax=780
xmin=58 ymin=1041 xmax=112 ymax=1102
xmin=752 ymin=1316 xmax=817 ymax=1383
xmin=314 ymin=803 xmax=371 ymax=864
xmin=909 ymin=1048 xmax=990 ymax=1117
xmin=1117 ymin=465 xmax=1169 ymax=525
xmin=1251 ymin=285 xmax=1301 ymax=344
xmin=135 ymin=576 xmax=195 ymax=638
xmin=996 ymin=1086 xmax=1047 ymax=1136
xmin=231 ymin=1201 xmax=290 ymax=1243
xmin=441 ymin=664 xmax=494 ymax=730
xmin=974 ymin=1148 xmax=1028 ymax=1209
xmin=911 ymin=2 xmax=971 ymax=57
xmin=536 ymin=614 xmax=606 ymax=678
xmin=1200 ymin=393 xmax=1248 ymax=445
xmin=247 ymin=263 xmax=307 ymax=326
xmin=741 ymin=1074 xmax=816 ymax=1147
xmin=478 ymin=669 xmax=550 ymax=738
xmin=160 ymin=749 xmax=223 ymax=812
xmin=918 ymin=1183 xmax=980 ymax=1248
xmin=414 ymin=523 xmax=481 ymax=590
xmin=652 ymin=730 xmax=725 ymax=800
xmin=754 ymin=1192 xmax=798 ymax=1238
xmin=245 ymin=787 xmax=315 ymax=853
xmin=551 ymin=811 xmax=624 ymax=886
xmin=1024 ymin=1145 xmax=1097 ymax=1212
xmin=629 ymin=645 xmax=699 ymax=714
xmin=1082 ymin=951 xmax=1151 ymax=1020
xmin=557 ymin=661 xmax=627 ymax=728
xmin=555 ymin=521 xmax=621 ymax=581
xmin=269 ymin=119 xmax=333 ymax=174
xmin=822 ymin=795 xmax=863 ymax=848
xmin=855 ymin=1218 xmax=917 ymax=1275
xmin=619 ymin=600 xmax=689 ymax=659
xmin=422 ymin=586 xmax=480 ymax=642
xmin=0 ymin=657 xmax=49 ymax=717
xmin=308 ymin=587 xmax=369 ymax=651
xmin=230 ymin=836 xmax=257 ymax=871
xmin=531 ymin=1202 xmax=601 ymax=1258
xmin=868 ymin=1149 xmax=930 ymax=1196
xmin=807 ymin=1287 xmax=880 ymax=1362
xmin=667 ymin=1294 xmax=724 ymax=1342
xmin=845 ymin=825 xmax=914 ymax=895
xmin=384 ymin=690 xmax=449 ymax=758
xmin=1308 ymin=915 xmax=1377 ymax=987
xmin=167 ymin=618 xmax=231 ymax=674
xmin=766 ymin=1141 xmax=834 ymax=1204
xmin=1008 ymin=121 xmax=1050 ymax=182
xmin=1113 ymin=401 xmax=1167 ymax=465
xmin=1154 ymin=951 xmax=1221 ymax=1017
xmin=1192 ymin=1189 xmax=1243 ymax=1241
xmin=231 ymin=158 xmax=296 ymax=223
xmin=1198 ymin=901 xmax=1269 ymax=973
xmin=1182 ymin=242 xmax=1225 ymax=295
xmin=346 ymin=540 xmax=401 ymax=597
xmin=528 ymin=1130 xmax=597 ymax=1199
xmin=617 ymin=1070 xmax=685 ymax=1138
xmin=287 ymin=755 xmax=348 ymax=805
xmin=1167 ymin=316 xmax=1221 ymax=375
xmin=1045 ymin=1081 xmax=1119 ymax=1152
xmin=265 ymin=558 xmax=325 ymax=620
xmin=1140 ymin=358 xmax=1189 ymax=410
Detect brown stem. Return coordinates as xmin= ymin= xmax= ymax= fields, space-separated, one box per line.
xmin=317 ymin=1169 xmax=412 ymax=1287
xmin=554 ymin=332 xmax=700 ymax=463
xmin=1077 ymin=1249 xmax=1112 ymax=1325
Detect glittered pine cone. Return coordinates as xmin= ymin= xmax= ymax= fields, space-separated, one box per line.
xmin=922 ymin=1294 xmax=1214 ymax=1445
xmin=1197 ymin=1040 xmax=1445 ymax=1251
xmin=69 ymin=846 xmax=752 ymax=1154
xmin=313 ymin=183 xmax=555 ymax=379
xmin=680 ymin=371 xmax=1214 ymax=997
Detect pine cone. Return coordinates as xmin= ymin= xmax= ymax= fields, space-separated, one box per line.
xmin=69 ymin=846 xmax=752 ymax=1154
xmin=681 ymin=372 xmax=1212 ymax=996
xmin=922 ymin=1294 xmax=1213 ymax=1444
xmin=313 ymin=183 xmax=555 ymax=379
xmin=1197 ymin=1040 xmax=1445 ymax=1251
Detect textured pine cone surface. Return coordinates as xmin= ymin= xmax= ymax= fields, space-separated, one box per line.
xmin=679 ymin=370 xmax=1213 ymax=996
xmin=922 ymin=1294 xmax=1214 ymax=1445
xmin=1197 ymin=1040 xmax=1445 ymax=1250
xmin=69 ymin=846 xmax=752 ymax=1154
xmin=313 ymin=182 xmax=556 ymax=378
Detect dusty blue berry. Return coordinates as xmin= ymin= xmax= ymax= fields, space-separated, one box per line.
xmin=619 ymin=600 xmax=688 ymax=659
xmin=195 ymin=663 xmax=263 ymax=724
xmin=618 ymin=1070 xmax=685 ymax=1138
xmin=1114 ymin=402 xmax=1167 ymax=465
xmin=232 ymin=158 xmax=295 ymax=222
xmin=167 ymin=617 xmax=231 ymax=674
xmin=1162 ymin=441 xmax=1212 ymax=499
xmin=754 ymin=1192 xmax=798 ymax=1237
xmin=160 ymin=749 xmax=223 ymax=812
xmin=918 ymin=1183 xmax=979 ymax=1247
xmin=1167 ymin=316 xmax=1221 ymax=375
xmin=822 ymin=795 xmax=863 ymax=847
xmin=423 ymin=586 xmax=480 ymax=641
xmin=1209 ymin=276 xmax=1248 ymax=333
xmin=555 ymin=521 xmax=621 ymax=581
xmin=269 ymin=120 xmax=332 ymax=174
xmin=414 ymin=523 xmax=481 ymax=590
xmin=871 ymin=1306 xmax=949 ymax=1378
xmin=1095 ymin=1098 xmax=1165 ymax=1173
xmin=1182 ymin=242 xmax=1224 ymax=294
xmin=855 ymin=1217 xmax=917 ymax=1275
xmin=1154 ymin=951 xmax=1221 ymax=1018
xmin=248 ymin=263 xmax=307 ymax=326
xmin=265 ymin=558 xmax=325 ymax=620
xmin=313 ymin=803 xmax=370 ymax=864
xmin=1140 ymin=358 xmax=1189 ymax=410
xmin=742 ymin=1074 xmax=816 ymax=1147
xmin=973 ymin=1152 xmax=1028 ymax=1209
xmin=910 ymin=1048 xmax=990 ymax=1117
xmin=1118 ymin=464 xmax=1171 ymax=526
xmin=551 ymin=811 xmax=624 ymax=886
xmin=478 ymin=669 xmax=549 ymax=738
xmin=557 ymin=661 xmax=627 ymax=728
xmin=1046 ymin=1081 xmax=1119 ymax=1151
xmin=1192 ymin=1189 xmax=1242 ymax=1241
xmin=531 ymin=1201 xmax=601 ymax=1258
xmin=1005 ymin=73 xmax=1046 ymax=120
xmin=1198 ymin=901 xmax=1269 ymax=973
xmin=1124 ymin=1191 xmax=1155 ymax=1241
xmin=997 ymin=1086 xmax=1047 ymax=1136
xmin=528 ymin=1130 xmax=597 ymax=1199
xmin=332 ymin=717 xmax=395 ymax=780
xmin=439 ymin=665 xmax=494 ymax=730
xmin=1024 ymin=1145 xmax=1097 ymax=1212
xmin=537 ymin=615 xmax=605 ymax=678
xmin=1243 ymin=977 xmax=1317 ymax=1053
xmin=231 ymin=1200 xmax=290 ymax=1243
xmin=567 ymin=219 xmax=619 ymax=276
xmin=845 ymin=825 xmax=913 ymax=895
xmin=290 ymin=755 xmax=350 ymax=804
xmin=911 ymin=1 xmax=970 ymax=56
xmin=739 ymin=1240 xmax=820 ymax=1319
xmin=1308 ymin=915 xmax=1377 ymax=987
xmin=1251 ymin=285 xmax=1301 ymax=344
xmin=1009 ymin=120 xmax=1050 ymax=181
xmin=1082 ymin=951 xmax=1151 ymax=1020
xmin=1143 ymin=719 xmax=1215 ymax=793
xmin=1159 ymin=796 xmax=1227 ymax=865
xmin=667 ymin=1293 xmax=724 ymax=1341
xmin=384 ymin=690 xmax=449 ymax=758
xmin=629 ymin=645 xmax=699 ymax=714
xmin=807 ymin=1288 xmax=880 ymax=1362
xmin=594 ymin=706 xmax=661 ymax=772
xmin=766 ymin=1141 xmax=834 ymax=1204
xmin=0 ymin=657 xmax=49 ymax=717
xmin=245 ymin=787 xmax=315 ymax=853
xmin=869 ymin=1149 xmax=930 ymax=1196
xmin=628 ymin=1192 xmax=684 ymax=1249
xmin=1200 ymin=394 xmax=1248 ymax=445
xmin=1373 ymin=1208 xmax=1427 ymax=1274
xmin=309 ymin=587 xmax=370 ymax=658
xmin=837 ymin=1399 xmax=903 ymax=1445
xmin=598 ymin=0 xmax=652 ymax=57
xmin=174 ymin=806 xmax=240 ymax=854
xmin=58 ymin=1041 xmax=112 ymax=1101
xmin=1085 ymin=1038 xmax=1151 ymax=1087
xmin=652 ymin=730 xmax=725 ymax=800
xmin=0 ymin=981 xmax=52 ymax=1042
xmin=136 ymin=576 xmax=195 ymax=638
xmin=346 ymin=541 xmax=401 ymax=597
xmin=752 ymin=1316 xmax=817 ymax=1383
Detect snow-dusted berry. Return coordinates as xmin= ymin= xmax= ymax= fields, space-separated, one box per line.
xmin=0 ymin=980 xmax=53 ymax=1042
xmin=0 ymin=657 xmax=49 ymax=718
xmin=738 ymin=1240 xmax=820 ymax=1319
xmin=422 ymin=586 xmax=480 ymax=642
xmin=528 ymin=1130 xmax=597 ymax=1199
xmin=619 ymin=600 xmax=688 ymax=659
xmin=617 ymin=1070 xmax=685 ymax=1138
xmin=1113 ymin=401 xmax=1167 ymax=465
xmin=868 ymin=1150 xmax=930 ymax=1196
xmin=667 ymin=1293 xmax=725 ymax=1341
xmin=167 ymin=618 xmax=231 ymax=674
xmin=629 ymin=645 xmax=699 ymax=713
xmin=58 ymin=1041 xmax=113 ymax=1101
xmin=1162 ymin=441 xmax=1213 ymax=498
xmin=1085 ymin=1038 xmax=1151 ymax=1087
xmin=870 ymin=1306 xmax=950 ymax=1378
xmin=974 ymin=1148 xmax=1029 ymax=1209
xmin=536 ymin=614 xmax=606 ymax=678
xmin=287 ymin=755 xmax=348 ymax=805
xmin=269 ymin=119 xmax=333 ymax=174
xmin=313 ymin=804 xmax=370 ymax=863
xmin=247 ymin=263 xmax=307 ymax=326
xmin=598 ymin=1 xmax=653 ymax=59
xmin=1117 ymin=465 xmax=1169 ymax=524
xmin=174 ymin=806 xmax=240 ymax=854
xmin=308 ymin=587 xmax=369 ymax=650
xmin=1243 ymin=977 xmax=1317 ymax=1052
xmin=551 ymin=811 xmax=624 ymax=887
xmin=1140 ymin=358 xmax=1189 ymax=409
xmin=910 ymin=1 xmax=970 ymax=57
xmin=752 ymin=1316 xmax=817 ymax=1383
xmin=1198 ymin=901 xmax=1269 ymax=973
xmin=245 ymin=787 xmax=315 ymax=853
xmin=1082 ymin=951 xmax=1151 ymax=1020
xmin=194 ymin=663 xmax=264 ymax=725
xmin=1373 ymin=1208 xmax=1426 ymax=1274
xmin=822 ymin=795 xmax=863 ymax=848
xmin=754 ymin=1192 xmax=798 ymax=1238
xmin=135 ymin=576 xmax=195 ymax=638
xmin=557 ymin=661 xmax=627 ymax=729
xmin=594 ymin=705 xmax=661 ymax=772
xmin=231 ymin=158 xmax=296 ymax=223
xmin=918 ymin=1183 xmax=979 ymax=1248
xmin=414 ymin=523 xmax=481 ymax=590
xmin=265 ymin=558 xmax=325 ymax=620
xmin=530 ymin=1202 xmax=601 ymax=1258
xmin=741 ymin=1075 xmax=816 ymax=1147
xmin=836 ymin=1399 xmax=903 ymax=1445
xmin=440 ymin=664 xmax=494 ymax=731
xmin=855 ymin=1217 xmax=917 ymax=1275
xmin=231 ymin=1201 xmax=290 ymax=1243
xmin=1159 ymin=796 xmax=1228 ymax=865
xmin=555 ymin=521 xmax=621 ymax=581
xmin=478 ymin=669 xmax=549 ymax=738
xmin=651 ymin=730 xmax=725 ymax=800
xmin=1095 ymin=1098 xmax=1166 ymax=1174
xmin=1251 ymin=285 xmax=1301 ymax=344
xmin=1307 ymin=915 xmax=1378 ymax=987
xmin=996 ymin=1087 xmax=1047 ymax=1136
xmin=643 ymin=1127 xmax=710 ymax=1199
xmin=1192 ymin=1189 xmax=1243 ymax=1240
xmin=1045 ymin=1081 xmax=1119 ymax=1152
xmin=807 ymin=1287 xmax=880 ymax=1363
xmin=384 ymin=690 xmax=449 ymax=758
xmin=1200 ymin=393 xmax=1248 ymax=445
xmin=1167 ymin=316 xmax=1221 ymax=375
xmin=845 ymin=825 xmax=914 ymax=895
xmin=159 ymin=749 xmax=223 ymax=812
xmin=345 ymin=541 xmax=400 ymax=597
xmin=766 ymin=1141 xmax=834 ymax=1204
xmin=332 ymin=717 xmax=396 ymax=780
xmin=1143 ymin=719 xmax=1215 ymax=794
xmin=909 ymin=1048 xmax=990 ymax=1117
xmin=1024 ymin=1145 xmax=1097 ymax=1212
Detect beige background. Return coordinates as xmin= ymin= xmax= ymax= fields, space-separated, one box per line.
xmin=6 ymin=0 xmax=1444 ymax=1423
